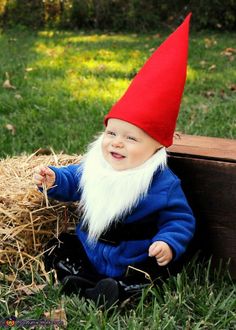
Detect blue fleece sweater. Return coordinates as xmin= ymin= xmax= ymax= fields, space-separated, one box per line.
xmin=46 ymin=164 xmax=195 ymax=277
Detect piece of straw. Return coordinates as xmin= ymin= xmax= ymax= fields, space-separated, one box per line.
xmin=42 ymin=182 xmax=49 ymax=208
xmin=0 ymin=151 xmax=82 ymax=287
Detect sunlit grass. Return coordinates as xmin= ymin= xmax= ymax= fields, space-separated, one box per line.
xmin=0 ymin=29 xmax=235 ymax=158
xmin=186 ymin=66 xmax=198 ymax=82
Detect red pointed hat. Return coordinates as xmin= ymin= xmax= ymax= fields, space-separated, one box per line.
xmin=104 ymin=13 xmax=191 ymax=147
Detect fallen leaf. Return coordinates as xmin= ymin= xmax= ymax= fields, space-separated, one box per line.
xmin=168 ymin=15 xmax=174 ymax=22
xmin=199 ymin=104 xmax=209 ymax=113
xmin=229 ymin=84 xmax=236 ymax=91
xmin=5 ymin=124 xmax=16 ymax=135
xmin=204 ymin=38 xmax=211 ymax=48
xmin=44 ymin=307 xmax=67 ymax=329
xmin=3 ymin=72 xmax=16 ymax=89
xmin=223 ymin=47 xmax=236 ymax=55
xmin=15 ymin=93 xmax=22 ymax=100
xmin=200 ymin=60 xmax=207 ymax=67
xmin=220 ymin=89 xmax=227 ymax=99
xmin=227 ymin=47 xmax=236 ymax=52
xmin=25 ymin=67 xmax=34 ymax=72
xmin=221 ymin=48 xmax=236 ymax=61
xmin=16 ymin=283 xmax=46 ymax=296
xmin=222 ymin=51 xmax=232 ymax=57
xmin=3 ymin=79 xmax=15 ymax=89
xmin=97 ymin=64 xmax=106 ymax=71
xmin=208 ymin=64 xmax=216 ymax=71
xmin=203 ymin=90 xmax=215 ymax=97
xmin=0 ymin=271 xmax=16 ymax=282
xmin=204 ymin=38 xmax=217 ymax=48
xmin=47 ymin=49 xmax=56 ymax=57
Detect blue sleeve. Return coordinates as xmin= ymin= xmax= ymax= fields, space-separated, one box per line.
xmin=46 ymin=164 xmax=82 ymax=202
xmin=152 ymin=179 xmax=196 ymax=260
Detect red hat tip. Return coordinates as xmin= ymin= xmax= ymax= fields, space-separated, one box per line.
xmin=104 ymin=14 xmax=191 ymax=147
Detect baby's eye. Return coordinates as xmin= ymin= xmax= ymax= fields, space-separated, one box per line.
xmin=106 ymin=130 xmax=116 ymax=136
xmin=127 ymin=136 xmax=137 ymax=141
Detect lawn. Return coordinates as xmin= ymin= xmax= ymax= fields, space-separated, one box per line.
xmin=1 ymin=258 xmax=235 ymax=329
xmin=0 ymin=28 xmax=235 ymax=158
xmin=0 ymin=27 xmax=236 ymax=329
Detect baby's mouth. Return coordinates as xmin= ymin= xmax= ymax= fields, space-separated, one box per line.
xmin=111 ymin=152 xmax=125 ymax=159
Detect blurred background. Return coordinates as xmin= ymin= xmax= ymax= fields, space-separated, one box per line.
xmin=0 ymin=1 xmax=235 ymax=158
xmin=0 ymin=0 xmax=236 ymax=31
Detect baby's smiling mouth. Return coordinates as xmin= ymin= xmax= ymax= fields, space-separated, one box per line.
xmin=110 ymin=152 xmax=126 ymax=159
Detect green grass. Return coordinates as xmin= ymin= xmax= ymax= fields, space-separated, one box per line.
xmin=0 ymin=28 xmax=235 ymax=158
xmin=0 ymin=28 xmax=236 ymax=328
xmin=1 ymin=259 xmax=235 ymax=329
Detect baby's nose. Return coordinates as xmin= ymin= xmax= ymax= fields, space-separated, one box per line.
xmin=112 ymin=137 xmax=124 ymax=148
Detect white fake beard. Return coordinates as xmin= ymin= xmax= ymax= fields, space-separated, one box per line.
xmin=78 ymin=134 xmax=167 ymax=242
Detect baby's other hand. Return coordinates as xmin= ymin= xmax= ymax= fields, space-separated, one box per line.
xmin=33 ymin=166 xmax=55 ymax=189
xmin=148 ymin=241 xmax=173 ymax=266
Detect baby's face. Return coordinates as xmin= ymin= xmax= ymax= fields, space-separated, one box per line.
xmin=102 ymin=118 xmax=162 ymax=171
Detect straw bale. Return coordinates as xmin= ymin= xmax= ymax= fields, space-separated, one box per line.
xmin=0 ymin=151 xmax=82 ymax=283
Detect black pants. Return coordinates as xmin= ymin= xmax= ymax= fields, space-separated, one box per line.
xmin=44 ymin=233 xmax=104 ymax=284
xmin=44 ymin=233 xmax=181 ymax=295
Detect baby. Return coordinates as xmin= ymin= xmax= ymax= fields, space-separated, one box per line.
xmin=34 ymin=13 xmax=195 ymax=307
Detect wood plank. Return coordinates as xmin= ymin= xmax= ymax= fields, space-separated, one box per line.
xmin=168 ymin=154 xmax=236 ymax=278
xmin=168 ymin=134 xmax=236 ymax=162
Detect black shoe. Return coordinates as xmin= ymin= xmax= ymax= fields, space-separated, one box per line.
xmin=118 ymin=280 xmax=150 ymax=301
xmin=85 ymin=278 xmax=119 ymax=308
xmin=61 ymin=275 xmax=96 ymax=295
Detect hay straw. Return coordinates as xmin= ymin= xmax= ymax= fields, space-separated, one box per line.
xmin=0 ymin=151 xmax=82 ymax=285
xmin=42 ymin=182 xmax=49 ymax=208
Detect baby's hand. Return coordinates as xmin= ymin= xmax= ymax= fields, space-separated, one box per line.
xmin=148 ymin=241 xmax=173 ymax=266
xmin=33 ymin=166 xmax=55 ymax=189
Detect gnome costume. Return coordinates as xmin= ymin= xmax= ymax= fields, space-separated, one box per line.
xmin=43 ymin=14 xmax=195 ymax=307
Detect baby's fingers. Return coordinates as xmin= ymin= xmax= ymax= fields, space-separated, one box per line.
xmin=148 ymin=242 xmax=162 ymax=257
xmin=33 ymin=166 xmax=50 ymax=186
xmin=156 ymin=257 xmax=169 ymax=266
xmin=33 ymin=173 xmax=45 ymax=186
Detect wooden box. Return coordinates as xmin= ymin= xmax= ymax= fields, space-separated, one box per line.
xmin=167 ymin=134 xmax=236 ymax=279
